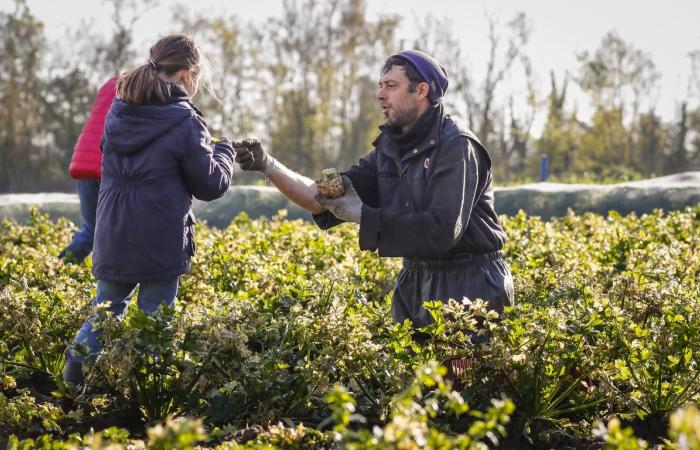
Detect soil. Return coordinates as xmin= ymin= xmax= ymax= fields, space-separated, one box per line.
xmin=623 ymin=412 xmax=669 ymax=446
xmin=316 ymin=173 xmax=344 ymax=199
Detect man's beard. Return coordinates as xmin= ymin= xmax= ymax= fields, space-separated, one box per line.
xmin=386 ymin=98 xmax=420 ymax=129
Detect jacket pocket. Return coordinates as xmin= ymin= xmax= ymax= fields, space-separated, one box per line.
xmin=184 ymin=211 xmax=197 ymax=256
xmin=482 ymin=261 xmax=514 ymax=312
xmin=377 ymin=170 xmax=400 ymax=209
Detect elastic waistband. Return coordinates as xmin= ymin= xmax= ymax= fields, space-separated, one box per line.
xmin=101 ymin=170 xmax=177 ymax=189
xmin=403 ymin=251 xmax=503 ymax=270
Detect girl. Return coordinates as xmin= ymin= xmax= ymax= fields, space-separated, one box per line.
xmin=63 ymin=34 xmax=234 ymax=386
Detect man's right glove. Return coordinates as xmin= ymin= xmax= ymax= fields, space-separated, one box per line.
xmin=233 ymin=138 xmax=274 ymax=174
xmin=315 ymin=175 xmax=362 ymax=224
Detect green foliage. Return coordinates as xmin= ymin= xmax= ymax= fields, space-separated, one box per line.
xmin=87 ymin=305 xmax=207 ymax=423
xmin=502 ymin=208 xmax=700 ymax=424
xmin=1 ymin=207 xmax=700 ymax=448
xmin=593 ymin=404 xmax=700 ymax=450
xmin=6 ymin=419 xmax=202 ymax=450
xmin=325 ymin=362 xmax=515 ymax=450
xmin=605 ymin=299 xmax=700 ymax=418
xmin=146 ymin=416 xmax=207 ymax=450
xmin=0 ymin=389 xmax=62 ymax=433
xmin=667 ymin=404 xmax=700 ymax=449
xmin=594 ymin=418 xmax=648 ymax=450
xmin=215 ymin=423 xmax=335 ymax=450
xmin=487 ymin=302 xmax=608 ymax=440
xmin=0 ymin=211 xmax=90 ymax=385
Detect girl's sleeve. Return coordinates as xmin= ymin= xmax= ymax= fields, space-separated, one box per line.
xmin=180 ymin=115 xmax=235 ymax=201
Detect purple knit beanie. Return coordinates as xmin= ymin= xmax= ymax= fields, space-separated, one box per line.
xmin=393 ymin=49 xmax=449 ymax=103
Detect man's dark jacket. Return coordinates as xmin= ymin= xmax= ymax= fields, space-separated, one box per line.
xmin=93 ymin=84 xmax=234 ymax=283
xmin=314 ymin=103 xmax=506 ymax=258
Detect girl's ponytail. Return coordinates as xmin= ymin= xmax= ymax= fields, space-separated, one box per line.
xmin=116 ymin=34 xmax=201 ymax=104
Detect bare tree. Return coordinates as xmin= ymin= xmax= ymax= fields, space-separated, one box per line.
xmin=685 ymin=50 xmax=700 ymax=169
xmin=576 ymin=31 xmax=661 ymax=171
xmin=0 ymin=0 xmax=45 ymax=191
xmin=689 ymin=50 xmax=700 ymax=107
xmin=263 ymin=0 xmax=399 ymax=174
xmin=576 ymin=31 xmax=660 ymax=125
xmin=414 ymin=12 xmax=533 ymax=180
xmin=170 ymin=5 xmax=260 ymax=137
xmin=89 ymin=0 xmax=159 ymax=78
xmin=476 ymin=12 xmax=532 ymax=150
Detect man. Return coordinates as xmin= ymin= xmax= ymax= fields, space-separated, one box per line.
xmin=234 ymin=50 xmax=513 ymax=339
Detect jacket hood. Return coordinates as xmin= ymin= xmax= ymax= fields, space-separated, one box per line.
xmin=102 ymin=84 xmax=196 ymax=155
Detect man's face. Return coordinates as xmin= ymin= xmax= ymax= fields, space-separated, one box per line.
xmin=376 ymin=65 xmax=421 ymax=129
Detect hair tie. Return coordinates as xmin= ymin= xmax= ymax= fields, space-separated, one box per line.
xmin=147 ymin=58 xmax=158 ymax=70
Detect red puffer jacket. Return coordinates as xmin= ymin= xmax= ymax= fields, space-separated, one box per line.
xmin=69 ymin=76 xmax=117 ymax=179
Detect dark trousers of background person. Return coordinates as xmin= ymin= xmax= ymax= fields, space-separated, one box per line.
xmin=60 ymin=179 xmax=99 ymax=263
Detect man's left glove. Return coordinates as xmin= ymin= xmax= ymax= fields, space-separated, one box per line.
xmin=315 ymin=175 xmax=362 ymax=224
xmin=232 ymin=138 xmax=272 ymax=173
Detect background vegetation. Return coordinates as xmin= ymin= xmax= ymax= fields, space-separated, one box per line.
xmin=1 ymin=0 xmax=700 ymax=192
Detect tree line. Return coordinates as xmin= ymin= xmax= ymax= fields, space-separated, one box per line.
xmin=1 ymin=0 xmax=699 ymax=192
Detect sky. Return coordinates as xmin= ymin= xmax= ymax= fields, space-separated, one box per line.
xmin=5 ymin=0 xmax=700 ymax=125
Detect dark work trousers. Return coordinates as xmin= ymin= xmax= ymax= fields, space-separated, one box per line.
xmin=392 ymin=252 xmax=514 ymax=334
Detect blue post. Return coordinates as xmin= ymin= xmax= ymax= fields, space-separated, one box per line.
xmin=540 ymin=154 xmax=549 ymax=182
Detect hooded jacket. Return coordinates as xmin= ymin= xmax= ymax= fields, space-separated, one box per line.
xmin=92 ymin=84 xmax=234 ymax=282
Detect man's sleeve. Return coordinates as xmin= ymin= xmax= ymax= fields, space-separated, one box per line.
xmin=312 ymin=150 xmax=378 ymax=230
xmin=359 ymin=136 xmax=481 ymax=257
xmin=180 ymin=116 xmax=235 ymax=202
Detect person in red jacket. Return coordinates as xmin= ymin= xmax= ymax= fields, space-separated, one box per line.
xmin=59 ymin=76 xmax=117 ymax=263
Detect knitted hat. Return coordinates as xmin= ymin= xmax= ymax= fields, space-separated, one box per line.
xmin=393 ymin=49 xmax=449 ymax=103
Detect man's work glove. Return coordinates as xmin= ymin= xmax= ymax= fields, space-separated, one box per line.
xmin=233 ymin=138 xmax=274 ymax=174
xmin=315 ymin=175 xmax=362 ymax=224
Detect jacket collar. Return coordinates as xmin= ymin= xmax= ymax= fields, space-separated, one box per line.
xmin=373 ymin=102 xmax=445 ymax=162
xmin=164 ymin=83 xmax=190 ymax=103
xmin=164 ymin=83 xmax=206 ymax=119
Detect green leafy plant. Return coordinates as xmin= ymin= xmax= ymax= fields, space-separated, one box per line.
xmin=86 ymin=305 xmax=211 ymax=423
xmin=603 ymin=291 xmax=700 ymax=420
xmin=488 ymin=302 xmax=607 ymax=441
xmin=0 ymin=389 xmax=62 ymax=433
xmin=325 ymin=361 xmax=515 ymax=450
xmin=593 ymin=417 xmax=648 ymax=450
xmin=666 ymin=403 xmax=700 ymax=449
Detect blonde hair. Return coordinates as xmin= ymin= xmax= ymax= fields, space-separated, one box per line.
xmin=116 ymin=34 xmax=201 ymax=104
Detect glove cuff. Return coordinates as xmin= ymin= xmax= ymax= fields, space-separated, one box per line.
xmin=263 ymin=156 xmax=277 ymax=176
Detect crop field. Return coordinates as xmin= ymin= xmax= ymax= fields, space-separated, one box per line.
xmin=1 ymin=208 xmax=699 ymax=449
